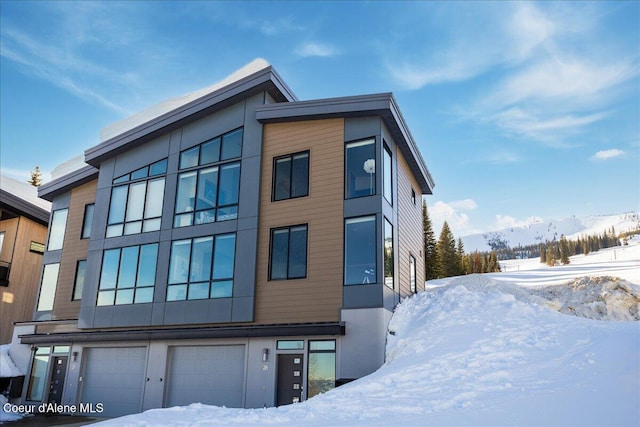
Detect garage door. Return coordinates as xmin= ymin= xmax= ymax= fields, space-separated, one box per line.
xmin=80 ymin=347 xmax=147 ymax=417
xmin=165 ymin=345 xmax=245 ymax=408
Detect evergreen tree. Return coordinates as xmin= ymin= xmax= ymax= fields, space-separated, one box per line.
xmin=27 ymin=166 xmax=43 ymax=187
xmin=422 ymin=201 xmax=438 ymax=281
xmin=488 ymin=251 xmax=501 ymax=272
xmin=456 ymin=238 xmax=466 ymax=275
xmin=560 ymin=235 xmax=570 ymax=265
xmin=436 ymin=221 xmax=458 ymax=278
xmin=539 ymin=244 xmax=546 ymax=264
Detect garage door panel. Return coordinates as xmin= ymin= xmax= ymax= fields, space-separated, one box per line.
xmin=81 ymin=347 xmax=147 ymax=418
xmin=166 ymin=345 xmax=245 ymax=408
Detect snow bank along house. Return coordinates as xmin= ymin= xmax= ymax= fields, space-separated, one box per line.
xmin=12 ymin=59 xmax=434 ymax=417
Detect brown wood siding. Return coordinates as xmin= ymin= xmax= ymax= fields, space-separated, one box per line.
xmin=397 ymin=149 xmax=425 ymax=296
xmin=0 ymin=216 xmax=48 ymax=343
xmin=53 ymin=180 xmax=97 ymax=320
xmin=255 ymin=119 xmax=344 ymax=324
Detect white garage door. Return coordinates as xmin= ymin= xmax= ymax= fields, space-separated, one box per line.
xmin=166 ymin=345 xmax=245 ymax=408
xmin=80 ymin=347 xmax=147 ymax=417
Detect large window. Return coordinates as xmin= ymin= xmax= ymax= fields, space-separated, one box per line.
xmin=269 ymin=225 xmax=308 ymax=280
xmin=72 ymin=260 xmax=86 ymax=301
xmin=273 ymin=152 xmax=309 ymax=201
xmin=167 ymin=233 xmax=236 ymax=301
xmin=81 ymin=204 xmax=94 ymax=239
xmin=383 ymin=144 xmax=392 ymax=205
xmin=106 ymin=159 xmax=167 ymax=238
xmin=384 ymin=218 xmax=394 ymax=289
xmin=345 ymin=139 xmax=375 ymax=199
xmin=344 ymin=216 xmax=376 ymax=285
xmin=26 ymin=346 xmax=50 ymax=401
xmin=37 ymin=263 xmax=60 ymax=311
xmin=47 ymin=209 xmax=68 ymax=250
xmin=307 ymin=340 xmax=336 ymax=399
xmin=174 ymin=128 xmax=243 ymax=227
xmin=97 ymin=244 xmax=158 ymax=306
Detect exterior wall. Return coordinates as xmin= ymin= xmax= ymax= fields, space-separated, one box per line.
xmin=255 ymin=119 xmax=344 ymax=324
xmin=52 ymin=180 xmax=96 ymax=320
xmin=397 ymin=149 xmax=425 ymax=295
xmin=0 ymin=216 xmax=47 ymax=343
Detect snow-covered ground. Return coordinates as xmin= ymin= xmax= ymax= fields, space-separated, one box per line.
xmin=4 ymin=242 xmax=639 ymax=426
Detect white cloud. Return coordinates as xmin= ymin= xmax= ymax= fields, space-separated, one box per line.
xmin=429 ymin=199 xmax=479 ymax=237
xmin=295 ymin=42 xmax=338 ymax=58
xmin=591 ymin=149 xmax=625 ymax=160
xmin=492 ymin=215 xmax=544 ymax=230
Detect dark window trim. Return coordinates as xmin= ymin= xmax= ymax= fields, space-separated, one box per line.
xmin=384 ymin=217 xmax=394 ymax=289
xmin=268 ymin=223 xmax=308 ymax=281
xmin=383 ymin=142 xmax=393 ymax=206
xmin=72 ymin=259 xmax=87 ymax=301
xmin=344 ymin=137 xmax=377 ymax=200
xmin=178 ymin=127 xmax=244 ymax=171
xmin=271 ymin=150 xmax=310 ymax=202
xmin=343 ymin=215 xmax=377 ymax=286
xmin=81 ymin=203 xmax=94 ymax=239
xmin=411 ymin=188 xmax=416 ymax=206
xmin=166 ymin=233 xmax=236 ymax=301
xmin=112 ymin=158 xmax=168 ymax=185
xmin=107 ymin=176 xmax=165 ymax=237
xmin=409 ymin=253 xmax=417 ymax=294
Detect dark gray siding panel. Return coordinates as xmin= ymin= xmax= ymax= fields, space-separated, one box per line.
xmin=343 ymin=285 xmax=383 ymax=309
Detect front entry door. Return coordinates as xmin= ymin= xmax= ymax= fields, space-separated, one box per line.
xmin=276 ymin=354 xmax=303 ymax=406
xmin=48 ymin=356 xmax=68 ymax=405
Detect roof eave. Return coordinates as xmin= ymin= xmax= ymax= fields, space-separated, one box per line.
xmin=38 ymin=165 xmax=99 ymax=202
xmin=84 ymin=66 xmax=297 ymax=167
xmin=0 ymin=190 xmax=50 ymax=224
xmin=256 ymin=93 xmax=435 ymax=194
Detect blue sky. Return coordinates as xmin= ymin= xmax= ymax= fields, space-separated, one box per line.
xmin=1 ymin=1 xmax=638 ymax=237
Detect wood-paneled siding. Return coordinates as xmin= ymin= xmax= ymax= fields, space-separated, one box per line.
xmin=0 ymin=217 xmax=48 ymax=343
xmin=397 ymin=149 xmax=425 ymax=296
xmin=53 ymin=180 xmax=96 ymax=319
xmin=255 ymin=119 xmax=344 ymax=324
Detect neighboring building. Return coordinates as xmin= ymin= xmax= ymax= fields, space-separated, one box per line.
xmin=13 ymin=59 xmax=434 ymax=417
xmin=0 ymin=175 xmax=50 ymax=345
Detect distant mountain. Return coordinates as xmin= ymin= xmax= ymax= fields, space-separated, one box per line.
xmin=461 ymin=212 xmax=640 ymax=253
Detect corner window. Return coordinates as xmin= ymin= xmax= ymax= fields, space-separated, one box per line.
xmin=107 ymin=159 xmax=167 ymax=238
xmin=384 ymin=218 xmax=394 ymax=289
xmin=47 ymin=209 xmax=68 ymax=250
xmin=273 ymin=152 xmax=309 ymax=201
xmin=174 ymin=128 xmax=243 ymax=228
xmin=81 ymin=204 xmax=94 ymax=239
xmin=345 ymin=139 xmax=375 ymax=199
xmin=37 ymin=263 xmax=60 ymax=311
xmin=307 ymin=340 xmax=336 ymax=399
xmin=97 ymin=244 xmax=158 ymax=306
xmin=167 ymin=233 xmax=236 ymax=301
xmin=409 ymin=255 xmax=416 ymax=293
xmin=383 ymin=144 xmax=392 ymax=205
xmin=344 ymin=216 xmax=376 ymax=285
xmin=269 ymin=225 xmax=308 ymax=280
xmin=72 ymin=260 xmax=86 ymax=301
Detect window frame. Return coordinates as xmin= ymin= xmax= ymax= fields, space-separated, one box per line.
xmin=345 ymin=138 xmax=376 ymax=200
xmin=97 ymin=243 xmax=158 ymax=306
xmin=166 ymin=233 xmax=237 ymax=301
xmin=272 ymin=151 xmax=310 ymax=202
xmin=81 ymin=203 xmax=95 ymax=239
xmin=409 ymin=254 xmax=417 ymax=294
xmin=47 ymin=208 xmax=68 ymax=250
xmin=37 ymin=263 xmax=60 ymax=311
xmin=384 ymin=217 xmax=394 ymax=289
xmin=268 ymin=224 xmax=308 ymax=281
xmin=383 ymin=143 xmax=393 ymax=205
xmin=106 ymin=159 xmax=167 ymax=238
xmin=307 ymin=340 xmax=336 ymax=399
xmin=72 ymin=259 xmax=87 ymax=301
xmin=344 ymin=215 xmax=377 ymax=286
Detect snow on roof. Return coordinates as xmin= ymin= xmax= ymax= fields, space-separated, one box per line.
xmin=50 ymin=154 xmax=87 ymax=180
xmin=99 ymin=58 xmax=272 ymax=143
xmin=0 ymin=174 xmax=51 ymax=212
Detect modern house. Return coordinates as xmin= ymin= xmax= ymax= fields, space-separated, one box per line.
xmin=0 ymin=175 xmax=50 ymax=345
xmin=13 ymin=59 xmax=434 ymax=417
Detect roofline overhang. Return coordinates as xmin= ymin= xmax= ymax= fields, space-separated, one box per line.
xmin=256 ymin=93 xmax=435 ymax=194
xmin=84 ymin=66 xmax=297 ymax=167
xmin=18 ymin=322 xmax=346 ymax=344
xmin=0 ymin=190 xmax=50 ymax=224
xmin=38 ymin=165 xmax=99 ymax=202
